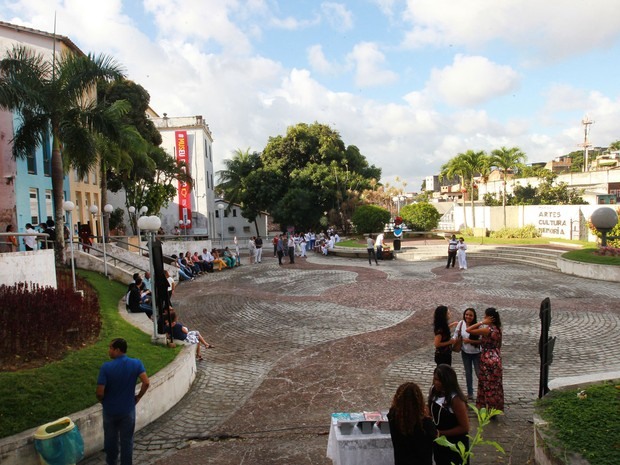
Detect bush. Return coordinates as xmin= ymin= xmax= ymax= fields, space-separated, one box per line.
xmin=490 ymin=224 xmax=541 ymax=239
xmin=351 ymin=204 xmax=391 ymax=233
xmin=460 ymin=227 xmax=474 ymax=236
xmin=400 ymin=202 xmax=440 ymax=231
xmin=0 ymin=271 xmax=101 ymax=367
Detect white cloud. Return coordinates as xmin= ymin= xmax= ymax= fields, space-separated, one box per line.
xmin=401 ymin=0 xmax=620 ymax=61
xmin=427 ymin=55 xmax=520 ymax=107
xmin=321 ymin=2 xmax=354 ymax=31
xmin=348 ymin=42 xmax=398 ymax=88
xmin=307 ymin=44 xmax=349 ymax=76
xmin=370 ymin=0 xmax=399 ymax=17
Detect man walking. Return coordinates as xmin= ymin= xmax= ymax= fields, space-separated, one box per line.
xmin=97 ymin=338 xmax=150 ymax=465
xmin=446 ymin=234 xmax=458 ymax=268
xmin=254 ymin=236 xmax=263 ymax=263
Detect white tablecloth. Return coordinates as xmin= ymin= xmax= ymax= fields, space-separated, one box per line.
xmin=326 ymin=422 xmax=395 ymax=465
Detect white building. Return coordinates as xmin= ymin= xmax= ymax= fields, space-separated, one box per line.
xmin=150 ymin=115 xmax=216 ymax=235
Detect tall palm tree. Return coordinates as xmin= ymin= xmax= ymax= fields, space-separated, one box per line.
xmin=440 ymin=156 xmax=468 ymax=229
xmin=490 ymin=146 xmax=527 ymax=227
xmin=0 ymin=45 xmax=125 ymax=261
xmin=216 ymin=147 xmax=260 ymax=205
xmin=459 ymin=150 xmax=489 ymax=228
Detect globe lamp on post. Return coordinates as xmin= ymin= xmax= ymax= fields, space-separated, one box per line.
xmin=62 ymin=201 xmax=77 ymax=292
xmin=218 ymin=203 xmax=225 ymax=248
xmin=138 ymin=215 xmax=162 ymax=342
xmin=590 ymin=207 xmax=619 ymax=247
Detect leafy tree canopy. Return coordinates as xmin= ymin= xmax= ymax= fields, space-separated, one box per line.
xmin=400 ymin=202 xmax=441 ymax=231
xmin=230 ymin=122 xmax=381 ymax=231
xmin=351 ymin=205 xmax=391 ymax=234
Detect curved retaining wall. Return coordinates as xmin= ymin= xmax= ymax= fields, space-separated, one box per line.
xmin=558 ymin=257 xmax=620 ymax=282
xmin=0 ymin=306 xmax=197 ymax=465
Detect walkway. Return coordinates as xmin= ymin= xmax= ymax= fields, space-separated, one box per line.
xmin=83 ymin=251 xmax=620 ymax=465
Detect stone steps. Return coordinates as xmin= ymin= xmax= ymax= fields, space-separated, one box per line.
xmin=396 ymin=245 xmax=565 ymax=271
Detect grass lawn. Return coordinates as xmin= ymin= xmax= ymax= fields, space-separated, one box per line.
xmin=537 ymin=382 xmax=620 ymax=465
xmin=562 ymin=248 xmax=620 ymax=266
xmin=0 ymin=270 xmax=180 ymax=439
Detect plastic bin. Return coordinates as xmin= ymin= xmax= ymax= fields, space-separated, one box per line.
xmin=33 ymin=417 xmax=84 ymax=465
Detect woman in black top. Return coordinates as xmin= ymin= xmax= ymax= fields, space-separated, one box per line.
xmin=428 ymin=364 xmax=470 ymax=465
xmin=434 ymin=305 xmax=454 ymax=365
xmin=387 ymin=382 xmax=437 ymax=465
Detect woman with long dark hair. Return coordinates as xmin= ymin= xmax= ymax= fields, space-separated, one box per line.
xmin=453 ymin=308 xmax=481 ymax=400
xmin=434 ymin=305 xmax=454 ymax=366
xmin=467 ymin=307 xmax=504 ymax=412
xmin=387 ymin=382 xmax=436 ymax=465
xmin=428 ymin=364 xmax=470 ymax=465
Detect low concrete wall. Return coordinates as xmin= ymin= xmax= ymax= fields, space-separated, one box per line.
xmin=558 ymin=257 xmax=620 ymax=282
xmin=0 ymin=249 xmax=56 ymax=288
xmin=0 ymin=303 xmax=197 ymax=465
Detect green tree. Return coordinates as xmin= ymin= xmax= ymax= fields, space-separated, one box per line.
xmin=459 ymin=150 xmax=489 ymax=228
xmin=440 ymin=157 xmax=469 ymax=228
xmin=351 ymin=205 xmax=391 ymax=234
xmin=490 ymin=146 xmax=527 ymax=227
xmin=400 ymin=202 xmax=440 ymax=231
xmin=0 ymin=45 xmax=125 ymax=261
xmin=260 ymin=122 xmax=380 ymax=230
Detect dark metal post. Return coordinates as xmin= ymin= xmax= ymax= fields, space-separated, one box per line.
xmin=538 ymin=297 xmax=556 ymax=398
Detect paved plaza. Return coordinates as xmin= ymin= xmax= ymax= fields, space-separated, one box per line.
xmin=83 ymin=251 xmax=620 ymax=465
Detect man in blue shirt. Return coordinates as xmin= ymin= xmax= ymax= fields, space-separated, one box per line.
xmin=96 ymin=338 xmax=149 ymax=465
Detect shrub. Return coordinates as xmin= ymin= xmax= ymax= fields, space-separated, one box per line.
xmin=400 ymin=202 xmax=440 ymax=231
xmin=351 ymin=204 xmax=391 ymax=233
xmin=490 ymin=224 xmax=541 ymax=239
xmin=0 ymin=271 xmax=101 ymax=367
xmin=460 ymin=227 xmax=474 ymax=236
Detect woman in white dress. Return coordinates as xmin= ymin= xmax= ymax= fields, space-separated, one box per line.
xmin=248 ymin=237 xmax=256 ymax=264
xmin=456 ymin=237 xmax=467 ymax=270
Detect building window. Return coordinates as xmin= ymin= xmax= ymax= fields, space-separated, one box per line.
xmin=29 ymin=188 xmax=39 ymax=224
xmin=211 ymin=173 xmax=214 ymax=190
xmin=215 ymin=210 xmax=219 ymax=218
xmin=27 ymin=149 xmax=36 ymax=174
xmin=243 ymin=226 xmax=251 ymax=233
xmin=206 ymin=170 xmax=210 ymax=189
xmin=92 ymin=169 xmax=97 ymax=185
xmin=45 ymin=190 xmax=53 ymax=221
xmin=43 ymin=145 xmax=51 ymax=177
xmin=233 ymin=209 xmax=237 ymax=217
xmin=224 ymin=210 xmax=229 ymax=218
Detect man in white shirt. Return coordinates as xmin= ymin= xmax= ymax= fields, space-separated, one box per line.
xmin=200 ymin=248 xmax=215 ymax=273
xmin=23 ymin=223 xmax=37 ymax=251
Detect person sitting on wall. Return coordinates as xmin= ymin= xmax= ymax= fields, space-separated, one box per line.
xmin=200 ymin=248 xmax=215 ymax=273
xmin=170 ymin=255 xmax=193 ymax=281
xmin=165 ymin=309 xmax=213 ymax=360
xmin=211 ymin=248 xmax=228 ymax=271
xmin=222 ymin=247 xmax=236 ymax=268
xmin=126 ymin=277 xmax=153 ymax=319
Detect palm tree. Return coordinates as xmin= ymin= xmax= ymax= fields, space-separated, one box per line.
xmin=0 ymin=45 xmax=125 ymax=261
xmin=216 ymin=148 xmax=259 ymax=205
xmin=440 ymin=156 xmax=469 ymax=229
xmin=459 ymin=150 xmax=489 ymax=228
xmin=490 ymin=146 xmax=527 ymax=227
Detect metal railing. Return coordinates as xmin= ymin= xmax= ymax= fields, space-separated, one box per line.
xmin=0 ymin=232 xmax=51 ymax=252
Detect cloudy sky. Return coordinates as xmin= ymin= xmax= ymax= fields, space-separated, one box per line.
xmin=2 ymin=0 xmax=620 ymax=191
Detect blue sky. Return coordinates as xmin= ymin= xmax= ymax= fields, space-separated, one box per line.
xmin=2 ymin=0 xmax=620 ymax=191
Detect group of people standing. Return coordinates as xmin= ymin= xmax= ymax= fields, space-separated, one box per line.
xmin=433 ymin=305 xmax=504 ymax=409
xmin=388 ymin=305 xmax=503 ymax=465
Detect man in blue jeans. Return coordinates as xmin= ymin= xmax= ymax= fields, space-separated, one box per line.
xmin=97 ymin=338 xmax=150 ymax=465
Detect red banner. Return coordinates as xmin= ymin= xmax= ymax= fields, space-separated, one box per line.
xmin=175 ymin=131 xmax=191 ymax=228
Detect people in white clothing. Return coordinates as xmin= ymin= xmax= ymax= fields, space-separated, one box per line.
xmin=457 ymin=237 xmax=467 ymax=270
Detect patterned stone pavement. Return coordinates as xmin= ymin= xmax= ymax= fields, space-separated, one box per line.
xmin=82 ymin=250 xmax=620 ymax=465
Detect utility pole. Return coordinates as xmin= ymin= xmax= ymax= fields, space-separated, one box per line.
xmin=580 ymin=115 xmax=594 ymax=172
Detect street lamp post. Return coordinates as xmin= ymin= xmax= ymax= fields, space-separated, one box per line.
xmin=217 ymin=203 xmax=225 ymax=248
xmin=62 ymin=201 xmax=77 ymax=292
xmin=89 ymin=204 xmax=114 ymax=276
xmin=138 ymin=215 xmax=162 ymax=343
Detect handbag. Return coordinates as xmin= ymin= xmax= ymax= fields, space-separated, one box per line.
xmin=452 ymin=321 xmax=463 ymax=353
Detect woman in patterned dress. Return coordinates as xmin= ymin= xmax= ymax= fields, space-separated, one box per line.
xmin=467 ymin=307 xmax=504 ymax=412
